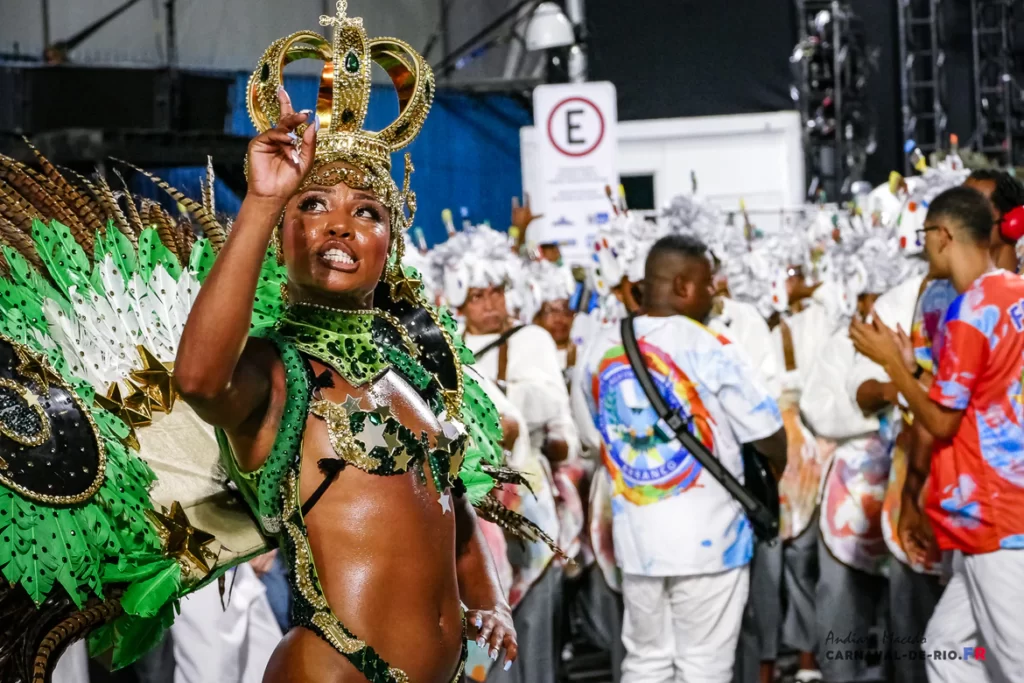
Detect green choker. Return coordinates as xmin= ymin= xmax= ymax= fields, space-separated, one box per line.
xmin=276 ymin=304 xmax=426 ymax=389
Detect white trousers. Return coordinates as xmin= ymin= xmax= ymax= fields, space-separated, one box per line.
xmin=621 ymin=567 xmax=749 ymax=683
xmin=173 ymin=564 xmax=283 ymax=683
xmin=925 ymin=549 xmax=1024 ymax=683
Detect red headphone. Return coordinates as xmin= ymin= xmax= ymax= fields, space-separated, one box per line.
xmin=1001 ymin=205 xmax=1024 ymax=242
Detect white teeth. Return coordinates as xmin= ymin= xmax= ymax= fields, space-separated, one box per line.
xmin=322 ymin=248 xmax=354 ymax=264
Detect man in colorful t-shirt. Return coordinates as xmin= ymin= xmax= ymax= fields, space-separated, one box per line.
xmin=580 ymin=235 xmax=786 ymax=683
xmin=851 ymin=186 xmax=1024 ymax=682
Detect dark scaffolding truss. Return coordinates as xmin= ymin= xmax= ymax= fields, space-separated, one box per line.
xmin=971 ymin=0 xmax=1024 ymax=167
xmin=792 ymin=0 xmax=877 ymax=201
xmin=898 ymin=0 xmax=948 ymax=173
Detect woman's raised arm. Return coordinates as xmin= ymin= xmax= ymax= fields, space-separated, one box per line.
xmin=175 ymin=87 xmax=317 ymax=429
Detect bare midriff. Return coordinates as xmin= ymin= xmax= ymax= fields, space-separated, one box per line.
xmin=262 ymin=365 xmax=464 ymax=683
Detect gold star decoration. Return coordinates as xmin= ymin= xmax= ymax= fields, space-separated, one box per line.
xmin=449 ymin=445 xmax=466 ymax=475
xmin=341 ymin=395 xmax=365 ymax=415
xmin=435 ymin=427 xmax=455 ymax=451
xmin=389 ymin=273 xmax=423 ymax=305
xmin=146 ymin=501 xmax=217 ymax=576
xmin=383 ymin=428 xmax=402 ymax=451
xmin=374 ymin=405 xmax=393 ymax=421
xmin=14 ymin=345 xmax=61 ymax=394
xmin=95 ymin=382 xmax=153 ymax=450
xmin=130 ymin=346 xmax=177 ymax=413
xmin=393 ymin=449 xmax=413 ymax=472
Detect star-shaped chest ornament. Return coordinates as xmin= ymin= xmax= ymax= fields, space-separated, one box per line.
xmin=146 ymin=501 xmax=218 ymax=580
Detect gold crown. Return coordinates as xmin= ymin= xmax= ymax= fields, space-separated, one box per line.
xmin=247 ymin=0 xmax=435 ymax=173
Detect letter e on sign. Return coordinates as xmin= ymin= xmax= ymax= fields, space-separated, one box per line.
xmin=547 ymin=97 xmax=606 ymax=158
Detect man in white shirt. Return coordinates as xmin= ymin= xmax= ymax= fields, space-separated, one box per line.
xmin=459 ymin=274 xmax=580 ymax=683
xmin=579 ymin=234 xmax=786 ymax=682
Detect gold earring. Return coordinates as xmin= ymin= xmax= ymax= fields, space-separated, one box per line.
xmin=273 ymin=227 xmax=285 ymax=266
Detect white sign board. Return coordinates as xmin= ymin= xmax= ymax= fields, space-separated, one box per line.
xmin=530 ymin=82 xmax=618 ymax=265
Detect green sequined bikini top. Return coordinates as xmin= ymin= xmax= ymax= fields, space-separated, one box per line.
xmin=275 ymin=304 xmax=470 ymax=516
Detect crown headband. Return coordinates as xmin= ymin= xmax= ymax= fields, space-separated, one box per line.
xmin=246 ymin=1 xmax=434 ymax=231
xmin=248 ymin=0 xmax=434 ymax=170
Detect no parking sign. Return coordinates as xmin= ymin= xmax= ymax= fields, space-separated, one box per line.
xmin=531 ymin=82 xmax=618 ymax=265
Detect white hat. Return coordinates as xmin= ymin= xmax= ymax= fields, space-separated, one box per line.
xmin=521 ymin=259 xmax=578 ymax=321
xmin=428 ymin=224 xmax=518 ymax=308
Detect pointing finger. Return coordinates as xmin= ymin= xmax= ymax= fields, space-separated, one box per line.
xmin=278 ymin=85 xmax=296 ymax=118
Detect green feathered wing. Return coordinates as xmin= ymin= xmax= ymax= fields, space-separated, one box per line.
xmin=0 ymin=150 xmax=558 ymax=680
xmin=0 ymin=151 xmax=242 ymax=673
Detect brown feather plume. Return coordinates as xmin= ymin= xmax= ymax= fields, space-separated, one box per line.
xmin=0 ymin=156 xmax=82 ymax=232
xmin=474 ymin=493 xmax=572 ymax=565
xmin=0 ymin=215 xmax=45 ymax=270
xmin=111 ymin=168 xmax=145 ymax=237
xmin=109 ymin=158 xmax=226 ymax=252
xmin=112 ymin=159 xmax=228 ymax=251
xmin=61 ymin=166 xmax=135 ymax=245
xmin=141 ymin=199 xmax=180 ymax=260
xmin=20 ymin=138 xmax=100 ymax=254
xmin=0 ymin=178 xmax=44 ymax=234
xmin=202 ymin=156 xmax=216 ymax=217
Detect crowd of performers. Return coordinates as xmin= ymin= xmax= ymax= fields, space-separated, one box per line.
xmin=401 ymin=148 xmax=1024 ymax=683
xmin=1 ymin=4 xmax=1023 ymax=683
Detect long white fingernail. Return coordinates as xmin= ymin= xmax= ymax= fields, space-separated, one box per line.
xmin=314 ymin=113 xmax=321 ymax=132
xmin=475 ymin=616 xmax=483 ymax=629
xmin=291 ymin=149 xmax=301 ymax=165
xmin=287 ymin=131 xmax=299 ymax=144
xmin=489 ymin=648 xmax=498 ymax=661
xmin=504 ymin=660 xmax=513 ymax=671
xmin=476 ymin=637 xmax=485 ymax=648
xmin=277 ymin=85 xmax=285 ymax=95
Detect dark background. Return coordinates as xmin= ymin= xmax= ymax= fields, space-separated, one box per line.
xmin=587 ymin=0 xmax=985 ymax=186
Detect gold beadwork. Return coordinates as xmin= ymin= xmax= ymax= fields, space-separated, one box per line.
xmin=312 ymin=612 xmax=368 ymax=654
xmin=309 ymin=399 xmax=383 ymax=471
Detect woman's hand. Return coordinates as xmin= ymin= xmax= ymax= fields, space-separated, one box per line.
xmin=466 ymin=605 xmax=518 ymax=671
xmin=247 ymin=86 xmax=319 ymax=202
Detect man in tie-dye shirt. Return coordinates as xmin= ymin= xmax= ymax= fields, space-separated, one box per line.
xmin=580 ymin=235 xmax=786 ymax=683
xmin=851 ymin=186 xmax=1024 ymax=683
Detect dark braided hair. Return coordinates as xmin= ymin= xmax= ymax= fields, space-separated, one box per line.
xmin=967 ymin=169 xmax=1024 ymax=217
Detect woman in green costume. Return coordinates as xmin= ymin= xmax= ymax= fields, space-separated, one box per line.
xmin=174 ymin=3 xmax=524 ymax=682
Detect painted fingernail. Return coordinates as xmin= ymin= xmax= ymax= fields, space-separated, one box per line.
xmin=476 ymin=637 xmax=486 ymax=648
xmin=287 ymin=131 xmax=299 ymax=143
xmin=489 ymin=648 xmax=498 ymax=661
xmin=504 ymin=660 xmax=513 ymax=671
xmin=314 ymin=113 xmax=321 ymax=132
xmin=475 ymin=616 xmax=483 ymax=629
xmin=299 ymin=109 xmax=313 ymax=120
xmin=277 ymin=85 xmax=285 ymax=95
xmin=291 ymin=149 xmax=301 ymax=165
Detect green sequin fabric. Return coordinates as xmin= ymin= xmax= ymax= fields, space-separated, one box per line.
xmin=276 ymin=306 xmax=384 ymax=387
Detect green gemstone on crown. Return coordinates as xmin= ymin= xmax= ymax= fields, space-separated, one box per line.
xmin=345 ymin=51 xmax=360 ymax=74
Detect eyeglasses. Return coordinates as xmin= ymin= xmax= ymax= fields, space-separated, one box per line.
xmin=915 ymin=226 xmax=940 ymax=240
